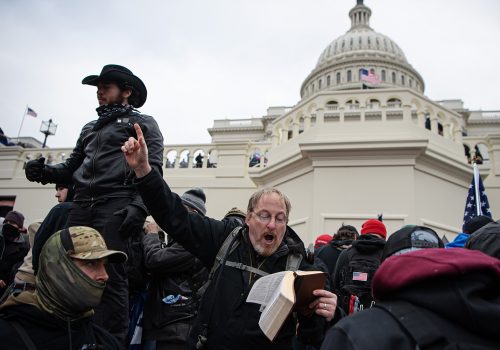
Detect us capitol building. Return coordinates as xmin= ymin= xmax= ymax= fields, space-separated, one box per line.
xmin=1 ymin=1 xmax=499 ymax=243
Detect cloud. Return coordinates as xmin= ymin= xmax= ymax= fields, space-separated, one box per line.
xmin=1 ymin=0 xmax=499 ymax=147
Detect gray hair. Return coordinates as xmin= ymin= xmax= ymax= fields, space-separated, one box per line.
xmin=247 ymin=188 xmax=292 ymax=220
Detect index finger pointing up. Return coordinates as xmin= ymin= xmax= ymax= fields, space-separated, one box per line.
xmin=133 ymin=123 xmax=144 ymax=140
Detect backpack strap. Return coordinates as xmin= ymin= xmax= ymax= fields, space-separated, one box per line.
xmin=9 ymin=320 xmax=37 ymax=350
xmin=210 ymin=226 xmax=242 ymax=277
xmin=375 ymin=301 xmax=448 ymax=350
xmin=224 ymin=261 xmax=269 ymax=276
xmin=197 ymin=226 xmax=243 ymax=297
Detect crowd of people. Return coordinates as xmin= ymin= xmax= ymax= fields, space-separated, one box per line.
xmin=0 ymin=64 xmax=498 ymax=349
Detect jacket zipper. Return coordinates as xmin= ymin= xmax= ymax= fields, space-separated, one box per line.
xmin=89 ymin=128 xmax=102 ymax=200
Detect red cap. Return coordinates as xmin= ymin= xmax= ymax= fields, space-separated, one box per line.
xmin=361 ymin=219 xmax=386 ymax=239
xmin=314 ymin=234 xmax=332 ymax=249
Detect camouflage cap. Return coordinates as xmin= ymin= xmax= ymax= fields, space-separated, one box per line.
xmin=62 ymin=226 xmax=127 ymax=263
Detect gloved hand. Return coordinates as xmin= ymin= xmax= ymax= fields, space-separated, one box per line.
xmin=25 ymin=157 xmax=47 ymax=183
xmin=114 ymin=204 xmax=147 ymax=238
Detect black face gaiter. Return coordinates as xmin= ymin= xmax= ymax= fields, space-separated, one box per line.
xmin=2 ymin=223 xmax=20 ymax=242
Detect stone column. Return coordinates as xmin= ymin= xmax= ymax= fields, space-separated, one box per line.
xmin=417 ymin=111 xmax=426 ymax=128
xmin=292 ymin=121 xmax=300 ymax=138
xmin=304 ymin=115 xmax=312 ymax=131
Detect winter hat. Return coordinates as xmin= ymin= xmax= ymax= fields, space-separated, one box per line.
xmin=462 ymin=215 xmax=494 ymax=235
xmin=4 ymin=210 xmax=25 ymax=228
xmin=361 ymin=219 xmax=387 ymax=239
xmin=181 ymin=188 xmax=207 ymax=216
xmin=382 ymin=225 xmax=444 ymax=261
xmin=224 ymin=207 xmax=246 ymax=225
xmin=314 ymin=234 xmax=332 ymax=249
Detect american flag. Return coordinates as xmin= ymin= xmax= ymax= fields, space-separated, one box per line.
xmin=463 ymin=164 xmax=492 ymax=225
xmin=360 ymin=68 xmax=380 ymax=85
xmin=352 ymin=272 xmax=368 ymax=281
xmin=26 ymin=107 xmax=38 ymax=117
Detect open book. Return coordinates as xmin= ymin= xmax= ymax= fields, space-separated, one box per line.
xmin=246 ymin=270 xmax=326 ymax=341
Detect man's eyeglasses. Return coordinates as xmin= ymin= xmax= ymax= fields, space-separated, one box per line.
xmin=253 ymin=211 xmax=287 ymax=225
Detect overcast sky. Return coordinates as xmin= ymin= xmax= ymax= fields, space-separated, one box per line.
xmin=1 ymin=0 xmax=499 ymax=148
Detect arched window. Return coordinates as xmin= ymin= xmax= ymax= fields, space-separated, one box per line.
xmin=347 ymin=70 xmax=352 ymax=82
xmin=312 ymin=83 xmax=315 ymax=91
xmin=327 ymin=75 xmax=331 ymax=86
xmin=318 ymin=79 xmax=322 ymax=89
xmin=401 ymin=75 xmax=405 ymax=86
xmin=391 ymin=72 xmax=396 ymax=83
xmin=381 ymin=70 xmax=386 ymax=82
xmin=336 ymin=72 xmax=341 ymax=84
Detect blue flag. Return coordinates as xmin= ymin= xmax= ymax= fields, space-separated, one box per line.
xmin=463 ymin=164 xmax=492 ymax=225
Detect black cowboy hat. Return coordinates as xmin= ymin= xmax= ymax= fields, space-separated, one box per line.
xmin=82 ymin=64 xmax=147 ymax=108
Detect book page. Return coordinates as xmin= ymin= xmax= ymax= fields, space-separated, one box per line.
xmin=257 ymin=272 xmax=295 ymax=341
xmin=246 ymin=271 xmax=287 ymax=306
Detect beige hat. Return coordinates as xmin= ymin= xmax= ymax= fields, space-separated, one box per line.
xmin=61 ymin=226 xmax=127 ymax=263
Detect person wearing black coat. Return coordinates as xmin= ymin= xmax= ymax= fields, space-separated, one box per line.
xmin=321 ymin=248 xmax=500 ymax=349
xmin=315 ymin=224 xmax=358 ymax=276
xmin=121 ymin=124 xmax=337 ymax=350
xmin=142 ymin=189 xmax=209 ymax=350
xmin=24 ymin=65 xmax=164 ymax=344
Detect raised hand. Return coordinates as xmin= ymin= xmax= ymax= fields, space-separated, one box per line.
xmin=121 ymin=123 xmax=152 ymax=178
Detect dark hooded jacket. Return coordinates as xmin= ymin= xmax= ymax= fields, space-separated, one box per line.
xmin=135 ymin=169 xmax=326 ymax=350
xmin=0 ymin=292 xmax=120 ymax=350
xmin=331 ymin=234 xmax=385 ymax=311
xmin=315 ymin=238 xmax=354 ymax=276
xmin=0 ymin=225 xmax=30 ymax=294
xmin=31 ymin=185 xmax=75 ymax=274
xmin=142 ymin=233 xmax=208 ymax=344
xmin=321 ymin=248 xmax=500 ymax=350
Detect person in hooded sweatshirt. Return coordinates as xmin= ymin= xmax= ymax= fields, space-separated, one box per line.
xmin=320 ymin=247 xmax=500 ymax=349
xmin=0 ymin=226 xmax=125 ymax=349
xmin=31 ymin=183 xmax=75 ymax=275
xmin=331 ymin=219 xmax=386 ymax=316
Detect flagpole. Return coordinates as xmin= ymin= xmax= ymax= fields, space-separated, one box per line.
xmin=16 ymin=105 xmax=28 ymax=141
xmin=473 ymin=163 xmax=482 ymax=216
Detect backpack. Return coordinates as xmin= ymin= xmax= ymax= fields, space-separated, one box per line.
xmin=337 ymin=246 xmax=383 ymax=314
xmin=375 ymin=301 xmax=499 ymax=350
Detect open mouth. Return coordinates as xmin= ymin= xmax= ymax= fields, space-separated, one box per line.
xmin=264 ymin=234 xmax=275 ymax=243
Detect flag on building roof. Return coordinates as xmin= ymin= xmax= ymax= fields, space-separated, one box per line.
xmin=360 ymin=68 xmax=380 ymax=85
xmin=463 ymin=164 xmax=492 ymax=225
xmin=26 ymin=107 xmax=38 ymax=117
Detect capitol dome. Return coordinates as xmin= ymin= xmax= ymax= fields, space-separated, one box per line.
xmin=300 ymin=0 xmax=425 ymax=99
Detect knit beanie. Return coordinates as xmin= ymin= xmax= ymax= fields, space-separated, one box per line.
xmin=5 ymin=210 xmax=25 ymax=228
xmin=181 ymin=188 xmax=207 ymax=216
xmin=361 ymin=218 xmax=387 ymax=239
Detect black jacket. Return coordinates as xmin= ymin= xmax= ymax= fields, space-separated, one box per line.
xmin=315 ymin=239 xmax=353 ymax=276
xmin=31 ymin=201 xmax=72 ymax=274
xmin=331 ymin=234 xmax=385 ymax=294
xmin=0 ymin=231 xmax=29 ymax=293
xmin=142 ymin=233 xmax=208 ymax=343
xmin=135 ymin=169 xmax=326 ymax=350
xmin=43 ymin=109 xmax=163 ymax=209
xmin=0 ymin=302 xmax=121 ymax=350
xmin=321 ymin=248 xmax=500 ymax=350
